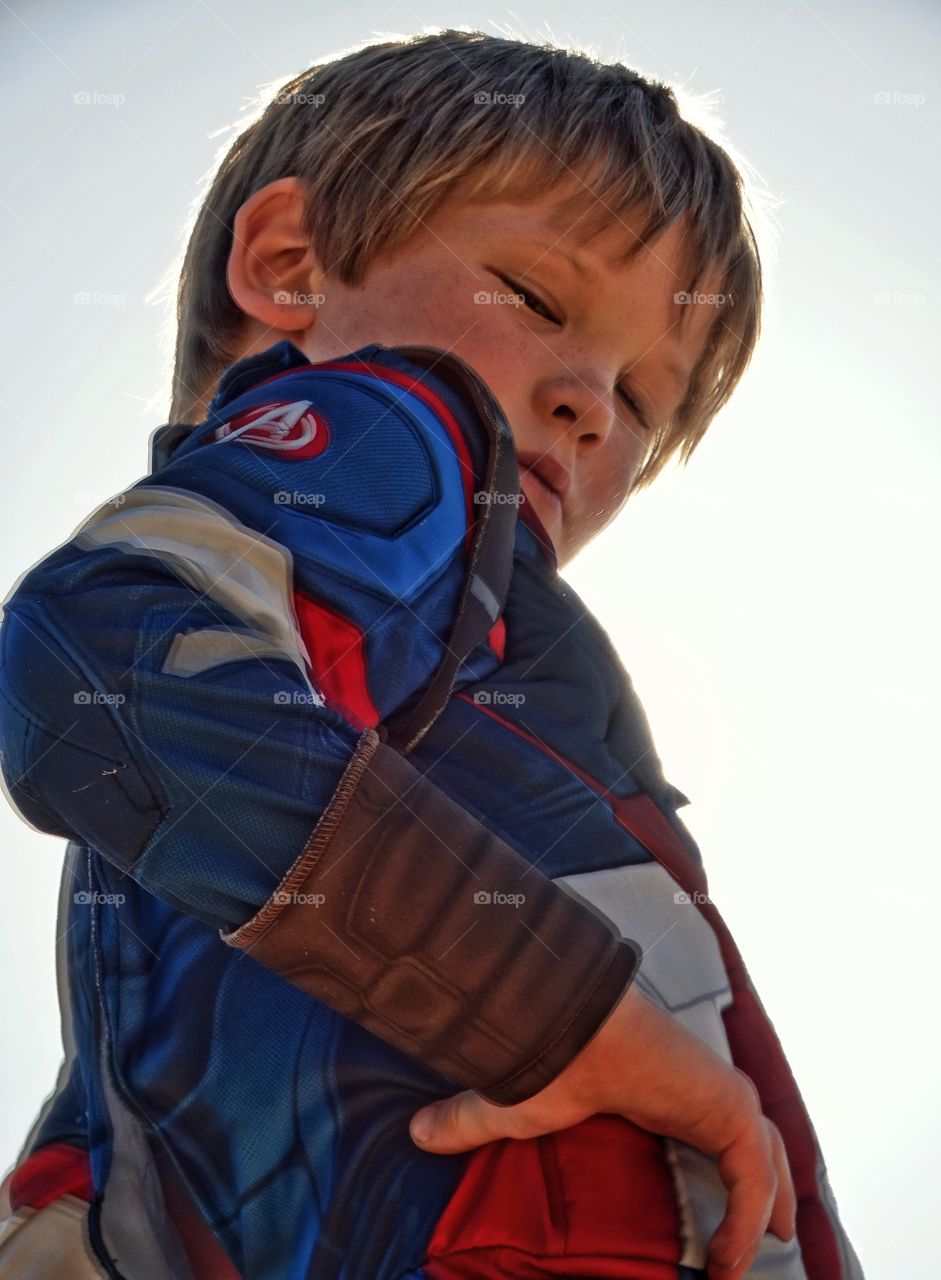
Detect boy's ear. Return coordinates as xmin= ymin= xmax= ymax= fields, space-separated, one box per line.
xmin=227 ymin=177 xmax=325 ymax=334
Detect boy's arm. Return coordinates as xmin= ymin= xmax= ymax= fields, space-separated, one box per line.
xmin=0 ymin=352 xmax=641 ymax=1106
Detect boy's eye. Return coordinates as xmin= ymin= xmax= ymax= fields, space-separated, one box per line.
xmin=617 ymin=385 xmax=653 ymax=431
xmin=494 ymin=273 xmax=560 ymax=324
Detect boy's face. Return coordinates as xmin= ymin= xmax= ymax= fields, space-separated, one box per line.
xmin=232 ymin=179 xmax=720 ymax=567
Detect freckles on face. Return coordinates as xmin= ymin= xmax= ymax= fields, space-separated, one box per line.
xmin=306 ymin=243 xmax=547 ymax=439
xmin=342 ymin=252 xmax=532 ymax=375
xmin=300 ymin=189 xmax=710 ymax=565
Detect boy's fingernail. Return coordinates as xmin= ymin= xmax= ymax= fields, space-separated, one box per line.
xmin=411 ymin=1110 xmax=434 ymax=1143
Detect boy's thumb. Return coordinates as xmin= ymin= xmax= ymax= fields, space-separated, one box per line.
xmin=409 ymin=1106 xmax=439 ymax=1146
xmin=410 ymin=1092 xmax=490 ymax=1154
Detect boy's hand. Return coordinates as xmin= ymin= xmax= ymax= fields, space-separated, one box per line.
xmin=409 ymin=983 xmax=797 ymax=1280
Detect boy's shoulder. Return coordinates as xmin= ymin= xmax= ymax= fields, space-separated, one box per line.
xmin=144 ymin=340 xmax=535 ymax=604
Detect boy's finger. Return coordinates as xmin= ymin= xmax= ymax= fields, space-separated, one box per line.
xmin=410 ymin=1091 xmax=505 ymax=1154
xmin=708 ymin=1129 xmax=776 ymax=1279
xmin=764 ymin=1121 xmax=798 ymax=1241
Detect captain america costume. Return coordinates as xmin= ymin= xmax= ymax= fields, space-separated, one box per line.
xmin=0 ymin=339 xmax=864 ymax=1279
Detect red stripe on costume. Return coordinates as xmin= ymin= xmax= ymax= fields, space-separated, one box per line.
xmin=424 ymin=1115 xmax=680 ymax=1278
xmin=8 ymin=1143 xmax=93 ymax=1211
xmin=293 ymin=591 xmax=380 ymax=730
xmin=486 ymin=617 xmax=506 ymax=663
xmin=455 ymin=691 xmax=848 ymax=1279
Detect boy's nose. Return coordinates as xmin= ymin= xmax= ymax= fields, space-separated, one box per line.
xmin=535 ymin=372 xmax=617 ymax=451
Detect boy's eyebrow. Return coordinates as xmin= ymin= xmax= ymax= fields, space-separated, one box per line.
xmin=512 ymin=234 xmax=593 ymax=282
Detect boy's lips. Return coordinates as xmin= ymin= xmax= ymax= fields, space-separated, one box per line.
xmin=516 ymin=451 xmax=571 ymax=503
xmin=517 ymin=452 xmax=570 ymax=532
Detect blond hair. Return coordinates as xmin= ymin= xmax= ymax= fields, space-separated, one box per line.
xmin=169 ymin=29 xmax=772 ymax=492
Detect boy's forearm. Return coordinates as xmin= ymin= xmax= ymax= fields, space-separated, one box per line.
xmin=222 ymin=726 xmax=643 ymax=1106
xmin=0 ymin=346 xmax=644 ymax=1108
xmin=0 ymin=545 xmax=640 ymax=1108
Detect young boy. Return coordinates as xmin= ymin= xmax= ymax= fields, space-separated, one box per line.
xmin=0 ymin=29 xmax=864 ymax=1280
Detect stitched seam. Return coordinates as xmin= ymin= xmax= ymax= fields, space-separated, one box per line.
xmin=219 ymin=727 xmax=380 ymax=947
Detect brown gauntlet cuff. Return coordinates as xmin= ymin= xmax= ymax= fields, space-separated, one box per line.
xmin=220 ymin=728 xmax=642 ymax=1106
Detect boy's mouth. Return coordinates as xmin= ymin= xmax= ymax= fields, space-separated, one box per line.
xmin=520 ymin=467 xmax=563 ymax=528
xmin=517 ymin=452 xmax=569 ymax=532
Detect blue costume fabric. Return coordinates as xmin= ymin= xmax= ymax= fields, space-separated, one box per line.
xmin=0 ymin=341 xmax=864 ymax=1280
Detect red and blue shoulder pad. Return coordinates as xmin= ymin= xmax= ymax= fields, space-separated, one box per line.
xmin=150 ymin=340 xmax=513 ymax=607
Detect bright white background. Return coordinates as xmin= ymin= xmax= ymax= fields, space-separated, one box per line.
xmin=1 ymin=3 xmax=937 ymax=1276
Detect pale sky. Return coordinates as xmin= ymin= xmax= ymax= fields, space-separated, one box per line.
xmin=1 ymin=3 xmax=938 ymax=1276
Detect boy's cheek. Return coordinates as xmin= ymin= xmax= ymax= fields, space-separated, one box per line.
xmin=442 ymin=326 xmax=531 ymax=418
